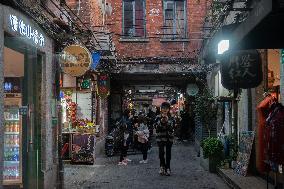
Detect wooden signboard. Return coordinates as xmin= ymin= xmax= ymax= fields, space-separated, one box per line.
xmin=60 ymin=45 xmax=92 ymax=77
xmin=221 ymin=50 xmax=262 ymax=89
xmin=234 ymin=131 xmax=255 ymax=176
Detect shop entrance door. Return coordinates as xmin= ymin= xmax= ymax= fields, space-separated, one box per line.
xmin=4 ymin=36 xmax=43 ymax=189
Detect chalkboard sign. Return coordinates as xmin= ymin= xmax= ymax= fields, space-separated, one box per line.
xmin=234 ymin=131 xmax=255 ymax=176
xmin=71 ymin=134 xmax=95 ymax=164
xmin=221 ymin=50 xmax=262 ymax=90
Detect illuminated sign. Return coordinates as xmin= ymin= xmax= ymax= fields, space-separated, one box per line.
xmin=4 ymin=82 xmax=12 ymax=92
xmin=9 ymin=15 xmax=45 ymax=47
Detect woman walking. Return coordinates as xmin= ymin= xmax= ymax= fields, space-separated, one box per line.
xmin=155 ymin=102 xmax=175 ymax=176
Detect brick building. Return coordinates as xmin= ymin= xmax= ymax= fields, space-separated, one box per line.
xmin=106 ymin=0 xmax=209 ymax=59
xmin=64 ymin=0 xmax=210 ymax=128
xmin=102 ymin=0 xmax=210 ymax=120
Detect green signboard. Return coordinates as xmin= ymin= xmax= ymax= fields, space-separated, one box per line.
xmin=81 ymin=79 xmax=90 ymax=89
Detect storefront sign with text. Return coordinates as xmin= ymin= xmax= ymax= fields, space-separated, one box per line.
xmin=221 ymin=50 xmax=262 ymax=89
xmin=60 ymin=45 xmax=92 ymax=77
xmin=9 ymin=15 xmax=45 ymax=47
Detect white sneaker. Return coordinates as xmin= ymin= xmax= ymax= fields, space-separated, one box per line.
xmin=118 ymin=161 xmax=127 ymax=166
xmin=143 ymin=159 xmax=148 ymax=164
xmin=139 ymin=160 xmax=145 ymax=164
xmin=159 ymin=167 xmax=165 ymax=175
xmin=165 ymin=168 xmax=171 ymax=176
xmin=125 ymin=158 xmax=132 ymax=162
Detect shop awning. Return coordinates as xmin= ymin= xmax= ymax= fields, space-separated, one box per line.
xmin=231 ymin=0 xmax=284 ymax=49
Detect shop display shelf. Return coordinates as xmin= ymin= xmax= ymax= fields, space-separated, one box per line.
xmin=4 ymin=161 xmax=20 ymax=163
xmin=4 ymin=145 xmax=20 ymax=148
xmin=3 ymin=180 xmax=22 ymax=184
xmin=5 ymin=132 xmax=20 ymax=135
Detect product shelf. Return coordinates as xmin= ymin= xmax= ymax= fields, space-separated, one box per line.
xmin=5 ymin=132 xmax=20 ymax=135
xmin=4 ymin=161 xmax=20 ymax=163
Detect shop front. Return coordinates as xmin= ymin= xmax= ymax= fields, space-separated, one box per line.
xmin=201 ymin=0 xmax=284 ymax=186
xmin=60 ymin=73 xmax=98 ymax=164
xmin=0 ymin=5 xmax=59 ymax=189
xmin=59 ymin=45 xmax=105 ymax=164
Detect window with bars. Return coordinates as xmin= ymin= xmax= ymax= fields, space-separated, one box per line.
xmin=123 ymin=0 xmax=146 ymax=38
xmin=163 ymin=0 xmax=187 ymax=39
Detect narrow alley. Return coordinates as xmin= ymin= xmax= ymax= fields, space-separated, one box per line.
xmin=64 ymin=141 xmax=229 ymax=189
xmin=1 ymin=1 xmax=284 ymax=189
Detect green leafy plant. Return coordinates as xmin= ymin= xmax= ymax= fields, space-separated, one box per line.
xmin=194 ymin=87 xmax=217 ymax=137
xmin=227 ymin=134 xmax=238 ymax=161
xmin=201 ymin=137 xmax=223 ymax=159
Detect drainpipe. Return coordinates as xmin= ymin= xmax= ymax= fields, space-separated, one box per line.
xmin=0 ymin=6 xmax=4 ymax=189
xmin=57 ymin=104 xmax=63 ymax=189
xmin=55 ymin=57 xmax=63 ymax=189
xmin=233 ymin=89 xmax=238 ymax=145
xmin=77 ymin=0 xmax=81 ymax=16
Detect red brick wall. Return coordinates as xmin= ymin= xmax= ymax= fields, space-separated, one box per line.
xmin=65 ymin=0 xmax=104 ymax=29
xmin=105 ymin=0 xmax=208 ymax=60
xmin=90 ymin=0 xmax=104 ymax=27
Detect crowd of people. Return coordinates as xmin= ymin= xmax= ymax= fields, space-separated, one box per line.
xmin=113 ymin=101 xmax=194 ymax=176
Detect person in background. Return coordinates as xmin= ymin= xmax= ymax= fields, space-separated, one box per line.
xmin=146 ymin=107 xmax=155 ymax=150
xmin=136 ymin=115 xmax=150 ymax=164
xmin=118 ymin=109 xmax=133 ymax=166
xmin=155 ymin=106 xmax=160 ymax=117
xmin=180 ymin=102 xmax=190 ymax=141
xmin=155 ymin=102 xmax=175 ymax=176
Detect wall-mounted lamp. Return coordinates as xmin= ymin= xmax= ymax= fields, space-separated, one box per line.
xmin=218 ymin=40 xmax=230 ymax=55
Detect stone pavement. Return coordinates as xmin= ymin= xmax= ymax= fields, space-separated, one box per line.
xmin=218 ymin=168 xmax=274 ymax=189
xmin=64 ymin=141 xmax=230 ymax=189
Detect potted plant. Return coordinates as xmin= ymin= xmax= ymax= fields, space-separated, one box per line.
xmin=201 ymin=137 xmax=224 ymax=172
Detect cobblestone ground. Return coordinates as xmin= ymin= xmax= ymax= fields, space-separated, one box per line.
xmin=64 ymin=141 xmax=230 ymax=189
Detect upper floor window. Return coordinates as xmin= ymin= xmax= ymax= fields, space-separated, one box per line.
xmin=163 ymin=0 xmax=187 ymax=39
xmin=123 ymin=0 xmax=146 ymax=38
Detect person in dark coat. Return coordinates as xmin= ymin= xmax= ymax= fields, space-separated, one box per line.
xmin=155 ymin=102 xmax=175 ymax=176
xmin=118 ymin=109 xmax=133 ymax=165
xmin=180 ymin=103 xmax=190 ymax=141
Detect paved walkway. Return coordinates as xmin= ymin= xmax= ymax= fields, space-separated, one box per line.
xmin=218 ymin=168 xmax=273 ymax=189
xmin=64 ymin=141 xmax=230 ymax=189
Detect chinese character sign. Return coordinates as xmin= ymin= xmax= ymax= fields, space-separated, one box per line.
xmin=9 ymin=15 xmax=45 ymax=47
xmin=221 ymin=50 xmax=262 ymax=90
xmin=96 ymin=74 xmax=110 ymax=99
xmin=60 ymin=45 xmax=92 ymax=77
